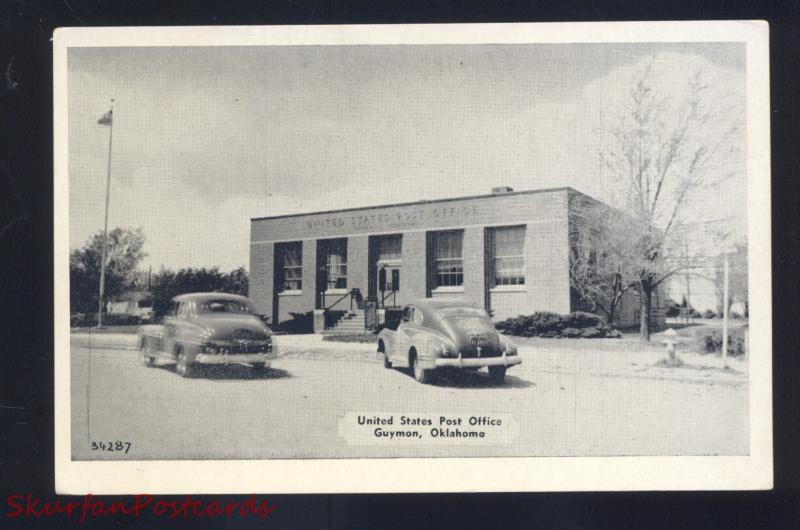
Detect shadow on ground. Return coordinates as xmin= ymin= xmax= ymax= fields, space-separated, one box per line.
xmin=419 ymin=368 xmax=533 ymax=389
xmin=152 ymin=363 xmax=292 ymax=381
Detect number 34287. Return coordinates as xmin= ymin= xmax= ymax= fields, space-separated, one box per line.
xmin=90 ymin=441 xmax=132 ymax=454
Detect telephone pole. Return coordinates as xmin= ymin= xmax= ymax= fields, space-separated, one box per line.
xmin=722 ymin=253 xmax=730 ymax=368
xmin=97 ymin=100 xmax=114 ymax=327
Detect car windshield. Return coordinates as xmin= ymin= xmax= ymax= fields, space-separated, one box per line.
xmin=437 ymin=307 xmax=488 ymax=319
xmin=197 ymin=299 xmax=251 ymax=314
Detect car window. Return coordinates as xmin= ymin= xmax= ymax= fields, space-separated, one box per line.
xmin=177 ymin=302 xmax=189 ymax=317
xmin=197 ymin=299 xmax=251 ymax=314
xmin=411 ymin=307 xmax=424 ymax=325
xmin=168 ymin=301 xmax=180 ymax=317
xmin=402 ymin=307 xmax=412 ymax=322
xmin=437 ymin=307 xmax=487 ymax=318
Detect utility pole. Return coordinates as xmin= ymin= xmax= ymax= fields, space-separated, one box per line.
xmin=97 ymin=100 xmax=114 ymax=327
xmin=722 ymin=253 xmax=730 ymax=368
xmin=685 ymin=240 xmax=691 ymax=324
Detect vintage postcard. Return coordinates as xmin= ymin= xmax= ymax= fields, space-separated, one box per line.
xmin=54 ymin=21 xmax=772 ymax=493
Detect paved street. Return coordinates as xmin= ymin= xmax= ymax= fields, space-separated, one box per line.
xmin=71 ymin=335 xmax=749 ymax=460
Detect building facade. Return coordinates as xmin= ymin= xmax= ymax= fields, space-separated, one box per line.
xmin=249 ymin=187 xmax=663 ymax=329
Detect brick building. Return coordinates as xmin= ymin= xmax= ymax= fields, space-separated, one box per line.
xmin=249 ymin=187 xmax=663 ymax=332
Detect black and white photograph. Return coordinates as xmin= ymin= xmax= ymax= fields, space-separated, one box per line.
xmin=53 ymin=22 xmax=772 ymax=493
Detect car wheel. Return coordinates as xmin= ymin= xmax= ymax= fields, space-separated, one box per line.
xmin=140 ymin=337 xmax=155 ymax=367
xmin=378 ymin=340 xmax=392 ymax=368
xmin=175 ymin=348 xmax=195 ymax=378
xmin=488 ymin=366 xmax=507 ymax=384
xmin=411 ymin=351 xmax=432 ymax=384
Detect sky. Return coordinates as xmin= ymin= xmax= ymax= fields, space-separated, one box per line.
xmin=68 ymin=42 xmax=746 ymax=273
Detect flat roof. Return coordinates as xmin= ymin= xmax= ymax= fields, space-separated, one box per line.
xmin=251 ymin=186 xmax=581 ymax=222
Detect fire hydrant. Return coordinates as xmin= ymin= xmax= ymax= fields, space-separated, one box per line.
xmin=661 ymin=328 xmax=683 ymax=365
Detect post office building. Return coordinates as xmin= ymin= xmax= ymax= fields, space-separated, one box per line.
xmin=249 ymin=187 xmax=664 ymax=332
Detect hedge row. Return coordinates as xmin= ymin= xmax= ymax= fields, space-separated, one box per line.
xmin=495 ymin=311 xmax=621 ymax=338
xmin=694 ymin=327 xmax=748 ymax=357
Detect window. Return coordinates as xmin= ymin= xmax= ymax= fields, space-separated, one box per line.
xmin=198 ymin=299 xmax=251 ymax=314
xmin=278 ymin=242 xmax=303 ymax=292
xmin=493 ymin=226 xmax=525 ymax=286
xmin=324 ymin=238 xmax=347 ymax=290
xmin=377 ymin=235 xmax=402 ymax=263
xmin=402 ymin=306 xmax=423 ymax=325
xmin=433 ymin=230 xmax=464 ymax=287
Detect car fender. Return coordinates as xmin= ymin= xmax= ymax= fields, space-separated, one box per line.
xmin=410 ymin=330 xmax=453 ymax=369
xmin=377 ymin=329 xmax=398 ymax=361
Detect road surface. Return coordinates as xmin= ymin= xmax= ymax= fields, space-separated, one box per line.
xmin=70 ymin=338 xmax=749 ymax=460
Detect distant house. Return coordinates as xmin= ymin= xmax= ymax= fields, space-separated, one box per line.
xmin=108 ymin=290 xmax=154 ymax=320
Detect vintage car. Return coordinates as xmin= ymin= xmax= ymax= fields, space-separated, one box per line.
xmin=137 ymin=293 xmax=276 ymax=378
xmin=377 ymin=299 xmax=521 ymax=384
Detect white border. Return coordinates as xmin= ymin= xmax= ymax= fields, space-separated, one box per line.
xmin=54 ymin=21 xmax=772 ymax=494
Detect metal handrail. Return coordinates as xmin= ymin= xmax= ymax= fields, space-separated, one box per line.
xmin=325 ymin=288 xmax=354 ymax=312
xmin=380 ymin=289 xmax=397 ymax=308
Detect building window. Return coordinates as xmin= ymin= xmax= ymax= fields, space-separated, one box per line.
xmin=377 ymin=234 xmax=402 ymax=263
xmin=433 ymin=230 xmax=464 ymax=288
xmin=492 ymin=226 xmax=525 ymax=286
xmin=324 ymin=238 xmax=348 ymax=290
xmin=278 ymin=242 xmax=302 ymax=292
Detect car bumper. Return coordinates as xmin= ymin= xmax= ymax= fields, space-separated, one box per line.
xmin=194 ymin=353 xmax=275 ymax=365
xmin=434 ymin=352 xmax=522 ymax=369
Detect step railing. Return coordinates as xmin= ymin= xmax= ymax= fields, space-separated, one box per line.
xmin=323 ymin=288 xmax=366 ymax=331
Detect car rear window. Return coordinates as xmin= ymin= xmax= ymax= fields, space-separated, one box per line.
xmin=437 ymin=307 xmax=487 ymax=319
xmin=198 ymin=300 xmax=251 ymax=314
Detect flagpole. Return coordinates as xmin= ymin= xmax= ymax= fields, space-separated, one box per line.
xmin=97 ymin=100 xmax=114 ymax=327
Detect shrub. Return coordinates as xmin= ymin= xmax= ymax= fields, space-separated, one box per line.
xmin=703 ymin=309 xmax=717 ymax=319
xmin=694 ymin=327 xmax=747 ymax=357
xmin=495 ymin=311 xmax=620 ymax=338
xmin=272 ymin=311 xmax=314 ymax=334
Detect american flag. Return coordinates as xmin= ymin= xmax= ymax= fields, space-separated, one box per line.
xmin=97 ymin=109 xmax=113 ymax=126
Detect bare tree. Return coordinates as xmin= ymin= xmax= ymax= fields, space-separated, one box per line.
xmin=599 ymin=56 xmax=744 ymax=341
xmin=569 ymin=194 xmax=637 ymax=324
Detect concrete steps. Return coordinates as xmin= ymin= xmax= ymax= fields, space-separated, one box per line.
xmin=324 ymin=309 xmax=367 ymax=334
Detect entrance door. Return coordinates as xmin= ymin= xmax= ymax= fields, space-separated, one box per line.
xmin=369 ymin=234 xmax=403 ymax=308
xmin=378 ymin=264 xmax=401 ymax=308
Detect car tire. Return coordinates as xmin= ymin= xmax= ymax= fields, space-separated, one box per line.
xmin=140 ymin=337 xmax=155 ymax=367
xmin=488 ymin=365 xmax=507 ymax=384
xmin=378 ymin=340 xmax=392 ymax=368
xmin=175 ymin=348 xmax=195 ymax=378
xmin=411 ymin=351 xmax=432 ymax=384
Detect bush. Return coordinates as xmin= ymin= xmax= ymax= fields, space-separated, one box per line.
xmin=665 ymin=300 xmax=681 ymax=318
xmin=694 ymin=327 xmax=747 ymax=357
xmin=272 ymin=311 xmax=314 ymax=334
xmin=495 ymin=311 xmax=620 ymax=338
xmin=703 ymin=309 xmax=717 ymax=319
xmin=103 ymin=313 xmax=142 ymax=326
